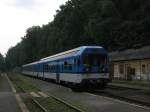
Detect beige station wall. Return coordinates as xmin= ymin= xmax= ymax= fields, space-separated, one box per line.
xmin=112 ymin=59 xmax=150 ymax=80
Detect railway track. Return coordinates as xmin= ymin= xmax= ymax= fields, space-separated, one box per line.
xmin=17 ymin=83 xmax=84 ymax=112
xmin=17 ymin=86 xmax=48 ymax=112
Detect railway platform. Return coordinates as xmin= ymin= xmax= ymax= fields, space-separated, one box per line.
xmin=109 ymin=82 xmax=150 ymax=90
xmin=0 ymin=74 xmax=21 ymax=112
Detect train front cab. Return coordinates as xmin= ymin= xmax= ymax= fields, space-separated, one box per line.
xmin=79 ymin=47 xmax=109 ymax=88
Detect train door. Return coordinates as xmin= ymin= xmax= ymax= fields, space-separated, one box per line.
xmin=78 ymin=58 xmax=81 ymax=73
xmin=56 ymin=62 xmax=60 ymax=83
xmin=43 ymin=64 xmax=45 ymax=79
xmin=75 ymin=57 xmax=80 ymax=73
xmin=36 ymin=64 xmax=39 ymax=78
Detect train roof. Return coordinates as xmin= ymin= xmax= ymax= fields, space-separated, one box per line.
xmin=39 ymin=46 xmax=105 ymax=62
xmin=22 ymin=61 xmax=39 ymax=67
xmin=23 ymin=46 xmax=106 ymax=66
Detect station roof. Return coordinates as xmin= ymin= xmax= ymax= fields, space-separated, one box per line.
xmin=109 ymin=46 xmax=150 ymax=62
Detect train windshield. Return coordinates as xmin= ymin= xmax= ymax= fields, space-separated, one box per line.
xmin=83 ymin=54 xmax=107 ymax=66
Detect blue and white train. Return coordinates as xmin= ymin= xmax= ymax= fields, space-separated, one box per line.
xmin=22 ymin=46 xmax=110 ymax=88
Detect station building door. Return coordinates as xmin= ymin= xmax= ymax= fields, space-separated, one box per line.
xmin=125 ymin=64 xmax=132 ymax=80
xmin=147 ymin=64 xmax=150 ymax=81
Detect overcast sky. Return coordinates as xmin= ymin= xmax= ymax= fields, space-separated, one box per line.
xmin=0 ymin=0 xmax=68 ymax=55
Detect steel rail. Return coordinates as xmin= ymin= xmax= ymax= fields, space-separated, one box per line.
xmin=48 ymin=93 xmax=84 ymax=112
xmin=17 ymin=86 xmax=48 ymax=112
xmin=18 ymin=85 xmax=84 ymax=112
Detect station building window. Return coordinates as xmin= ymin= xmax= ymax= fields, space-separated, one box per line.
xmin=130 ymin=68 xmax=136 ymax=75
xmin=119 ymin=64 xmax=124 ymax=74
xmin=142 ymin=64 xmax=146 ymax=74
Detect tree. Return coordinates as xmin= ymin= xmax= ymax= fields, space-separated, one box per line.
xmin=5 ymin=0 xmax=150 ymax=70
xmin=0 ymin=53 xmax=5 ymax=72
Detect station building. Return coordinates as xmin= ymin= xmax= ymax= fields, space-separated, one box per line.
xmin=109 ymin=46 xmax=150 ymax=81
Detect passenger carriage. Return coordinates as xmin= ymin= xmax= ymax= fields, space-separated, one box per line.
xmin=22 ymin=46 xmax=110 ymax=88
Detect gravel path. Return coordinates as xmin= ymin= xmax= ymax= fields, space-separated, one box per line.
xmin=0 ymin=74 xmax=21 ymax=112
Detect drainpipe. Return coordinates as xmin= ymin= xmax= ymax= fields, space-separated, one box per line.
xmin=147 ymin=63 xmax=149 ymax=81
xmin=139 ymin=60 xmax=141 ymax=80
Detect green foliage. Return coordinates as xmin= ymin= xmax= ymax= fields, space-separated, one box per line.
xmin=5 ymin=0 xmax=150 ymax=70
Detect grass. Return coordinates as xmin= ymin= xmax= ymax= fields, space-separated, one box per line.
xmin=22 ymin=96 xmax=44 ymax=112
xmin=9 ymin=74 xmax=39 ymax=92
xmin=36 ymin=97 xmax=78 ymax=112
xmin=9 ymin=73 xmax=80 ymax=112
xmin=8 ymin=73 xmax=44 ymax=112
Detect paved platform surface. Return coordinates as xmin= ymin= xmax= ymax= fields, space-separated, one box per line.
xmin=0 ymin=74 xmax=21 ymax=112
xmin=109 ymin=83 xmax=150 ymax=90
xmin=25 ymin=77 xmax=150 ymax=112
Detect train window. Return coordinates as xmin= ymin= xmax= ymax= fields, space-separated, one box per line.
xmin=50 ymin=66 xmax=52 ymax=71
xmin=44 ymin=64 xmax=49 ymax=72
xmin=48 ymin=65 xmax=51 ymax=71
xmin=69 ymin=65 xmax=72 ymax=70
xmin=51 ymin=65 xmax=54 ymax=71
xmin=49 ymin=66 xmax=50 ymax=71
xmin=54 ymin=65 xmax=57 ymax=71
xmin=49 ymin=65 xmax=50 ymax=71
xmin=44 ymin=65 xmax=45 ymax=71
xmin=51 ymin=66 xmax=53 ymax=71
xmin=83 ymin=55 xmax=89 ymax=66
xmin=83 ymin=54 xmax=106 ymax=66
xmin=64 ymin=61 xmax=68 ymax=70
xmin=64 ymin=61 xmax=68 ymax=65
xmin=74 ymin=58 xmax=76 ymax=64
xmin=46 ymin=65 xmax=48 ymax=71
xmin=53 ymin=65 xmax=55 ymax=70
